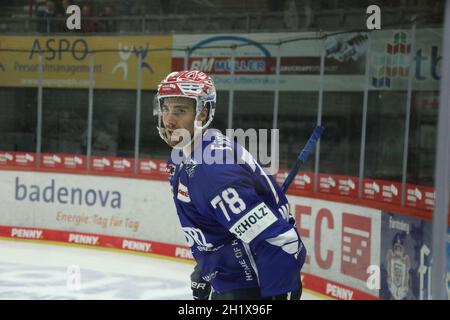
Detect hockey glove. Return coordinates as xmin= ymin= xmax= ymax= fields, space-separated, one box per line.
xmin=190 ymin=264 xmax=211 ymax=300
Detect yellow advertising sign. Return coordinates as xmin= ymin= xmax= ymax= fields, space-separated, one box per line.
xmin=0 ymin=36 xmax=172 ymax=89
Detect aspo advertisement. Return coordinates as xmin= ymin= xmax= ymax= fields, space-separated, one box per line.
xmin=0 ymin=170 xmax=185 ymax=245
xmin=287 ymin=196 xmax=381 ymax=299
xmin=0 ymin=36 xmax=172 ymax=89
xmin=379 ymin=212 xmax=433 ymax=300
xmin=172 ymin=29 xmax=442 ymax=91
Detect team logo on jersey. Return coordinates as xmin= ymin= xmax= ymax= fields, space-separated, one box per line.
xmin=177 ymin=181 xmax=191 ymax=203
xmin=182 ymin=227 xmax=214 ymax=249
xmin=184 ymin=159 xmax=197 ymax=178
xmin=166 ymin=162 xmax=176 ymax=176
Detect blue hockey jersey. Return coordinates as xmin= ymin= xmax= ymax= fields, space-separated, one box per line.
xmin=168 ymin=129 xmax=306 ymax=297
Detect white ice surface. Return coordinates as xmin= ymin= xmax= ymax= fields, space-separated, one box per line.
xmin=0 ymin=239 xmax=322 ymax=300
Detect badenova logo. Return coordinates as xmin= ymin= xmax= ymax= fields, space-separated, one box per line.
xmin=14 ymin=177 xmax=122 ymax=209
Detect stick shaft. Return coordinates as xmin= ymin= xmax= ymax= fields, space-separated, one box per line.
xmin=281 ymin=126 xmax=325 ymax=193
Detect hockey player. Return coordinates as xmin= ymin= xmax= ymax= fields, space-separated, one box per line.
xmin=154 ymin=70 xmax=306 ymax=300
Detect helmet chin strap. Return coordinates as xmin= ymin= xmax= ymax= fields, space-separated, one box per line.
xmin=182 ymin=118 xmax=205 ymax=158
xmin=156 ymin=126 xmax=170 ymax=145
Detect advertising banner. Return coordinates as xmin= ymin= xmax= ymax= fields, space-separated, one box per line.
xmin=363 ymin=178 xmax=402 ymax=206
xmin=379 ymin=212 xmax=433 ymax=300
xmin=317 ymin=173 xmax=358 ymax=198
xmin=172 ymin=29 xmax=442 ymax=91
xmin=288 ymin=196 xmax=381 ymax=299
xmin=0 ymin=170 xmax=184 ymax=245
xmin=0 ymin=36 xmax=172 ymax=89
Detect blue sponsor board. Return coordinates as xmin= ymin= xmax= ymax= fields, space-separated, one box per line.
xmin=380 ymin=213 xmax=432 ymax=300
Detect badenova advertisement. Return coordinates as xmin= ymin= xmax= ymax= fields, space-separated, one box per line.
xmin=0 ymin=170 xmax=185 ymax=245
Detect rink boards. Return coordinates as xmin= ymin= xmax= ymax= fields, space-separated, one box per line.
xmin=0 ymin=169 xmax=447 ymax=300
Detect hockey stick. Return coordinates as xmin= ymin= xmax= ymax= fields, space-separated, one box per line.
xmin=281 ymin=125 xmax=325 ymax=193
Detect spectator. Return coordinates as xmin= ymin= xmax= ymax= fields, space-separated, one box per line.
xmin=119 ymin=0 xmax=132 ymax=15
xmin=80 ymin=4 xmax=100 ymax=32
xmin=429 ymin=0 xmax=444 ymax=23
xmin=37 ymin=0 xmax=60 ymax=33
xmin=268 ymin=0 xmax=286 ymax=11
xmin=61 ymin=0 xmax=74 ymax=13
xmin=99 ymin=6 xmax=117 ymax=32
xmin=160 ymin=0 xmax=173 ymax=14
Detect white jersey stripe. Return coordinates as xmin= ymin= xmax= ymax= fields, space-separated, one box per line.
xmin=255 ymin=161 xmax=279 ymax=204
xmin=242 ymin=242 xmax=260 ymax=286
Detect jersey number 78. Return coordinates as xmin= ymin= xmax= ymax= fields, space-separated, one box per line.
xmin=210 ymin=187 xmax=246 ymax=222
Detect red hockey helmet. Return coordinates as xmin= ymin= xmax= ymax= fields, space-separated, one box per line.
xmin=154 ymin=70 xmax=217 ymax=144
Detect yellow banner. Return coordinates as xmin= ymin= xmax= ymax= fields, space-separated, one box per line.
xmin=0 ymin=36 xmax=172 ymax=89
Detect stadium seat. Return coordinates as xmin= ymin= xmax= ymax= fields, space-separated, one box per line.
xmin=161 ymin=15 xmax=185 ymax=32
xmin=382 ymin=10 xmax=407 ymax=26
xmin=182 ymin=16 xmax=210 ymax=33
xmin=117 ymin=18 xmax=141 ymax=33
xmin=258 ymin=14 xmax=285 ymax=31
xmin=343 ymin=11 xmax=366 ymax=29
xmin=143 ymin=16 xmax=161 ymax=33
xmin=209 ymin=16 xmax=234 ymax=32
xmin=313 ymin=11 xmax=345 ymax=30
xmin=232 ymin=15 xmax=251 ymax=32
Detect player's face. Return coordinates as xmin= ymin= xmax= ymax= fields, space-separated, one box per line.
xmin=161 ymin=97 xmax=197 ymax=147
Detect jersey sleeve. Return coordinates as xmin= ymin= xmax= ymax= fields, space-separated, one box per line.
xmin=190 ymin=162 xmax=305 ymax=297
